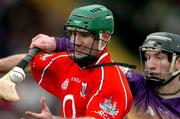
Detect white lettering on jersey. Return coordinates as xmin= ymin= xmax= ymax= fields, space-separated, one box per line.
xmin=71 ymin=77 xmax=81 ymax=83
xmin=63 ymin=94 xmax=76 ymax=118
xmin=40 ymin=54 xmax=52 ymax=61
xmin=92 ymin=110 xmax=109 ymax=119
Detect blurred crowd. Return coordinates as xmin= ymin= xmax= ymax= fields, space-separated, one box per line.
xmin=0 ymin=0 xmax=180 ymax=118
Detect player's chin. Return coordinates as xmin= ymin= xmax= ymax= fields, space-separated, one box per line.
xmin=74 ymin=51 xmax=87 ymax=57
xmin=149 ymin=75 xmax=167 ymax=80
xmin=75 ymin=54 xmax=87 ymax=59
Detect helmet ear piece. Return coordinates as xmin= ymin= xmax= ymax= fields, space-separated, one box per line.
xmin=102 ymin=32 xmax=111 ymax=41
xmin=98 ymin=32 xmax=111 ymax=51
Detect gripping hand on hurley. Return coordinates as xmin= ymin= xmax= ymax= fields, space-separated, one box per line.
xmin=0 ymin=66 xmax=25 ymax=101
xmin=0 ymin=48 xmax=39 ymax=101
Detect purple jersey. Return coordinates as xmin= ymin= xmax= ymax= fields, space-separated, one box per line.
xmin=56 ymin=37 xmax=180 ymax=119
xmin=125 ymin=69 xmax=180 ymax=119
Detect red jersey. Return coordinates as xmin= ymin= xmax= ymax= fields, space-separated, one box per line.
xmin=30 ymin=50 xmax=133 ymax=119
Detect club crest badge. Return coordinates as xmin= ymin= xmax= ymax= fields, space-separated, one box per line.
xmin=80 ymin=82 xmax=87 ymax=97
xmin=100 ymin=96 xmax=119 ymax=116
xmin=145 ymin=40 xmax=156 ymax=47
xmin=61 ymin=79 xmax=69 ymax=90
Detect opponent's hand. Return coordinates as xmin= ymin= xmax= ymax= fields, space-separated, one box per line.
xmin=30 ymin=34 xmax=56 ymax=52
xmin=21 ymin=97 xmax=53 ymax=119
xmin=0 ymin=72 xmax=19 ymax=101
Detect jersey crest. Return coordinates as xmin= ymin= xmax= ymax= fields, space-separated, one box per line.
xmin=100 ymin=96 xmax=119 ymax=116
xmin=80 ymin=82 xmax=87 ymax=97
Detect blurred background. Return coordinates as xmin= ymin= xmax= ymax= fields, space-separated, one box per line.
xmin=0 ymin=0 xmax=180 ymax=118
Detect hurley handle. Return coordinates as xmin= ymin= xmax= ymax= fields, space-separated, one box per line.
xmin=17 ymin=48 xmax=40 ymax=70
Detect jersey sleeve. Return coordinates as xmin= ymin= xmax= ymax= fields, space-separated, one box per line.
xmin=30 ymin=53 xmax=62 ymax=97
xmin=85 ymin=66 xmax=133 ymax=119
xmin=55 ymin=37 xmax=74 ymax=52
xmin=125 ymin=70 xmax=146 ymax=96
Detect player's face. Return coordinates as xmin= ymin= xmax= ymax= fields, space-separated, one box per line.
xmin=69 ymin=31 xmax=99 ymax=58
xmin=175 ymin=56 xmax=180 ymax=70
xmin=144 ymin=51 xmax=171 ymax=80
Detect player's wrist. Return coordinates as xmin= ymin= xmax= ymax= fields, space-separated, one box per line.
xmin=54 ymin=37 xmax=62 ymax=52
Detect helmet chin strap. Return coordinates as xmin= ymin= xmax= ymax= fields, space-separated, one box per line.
xmin=163 ymin=53 xmax=180 ymax=85
xmin=169 ymin=53 xmax=177 ymax=73
xmin=164 ymin=69 xmax=180 ymax=85
xmin=146 ymin=69 xmax=180 ymax=87
xmin=158 ymin=70 xmax=180 ymax=96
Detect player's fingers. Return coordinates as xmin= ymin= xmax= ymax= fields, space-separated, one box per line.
xmin=41 ymin=97 xmax=50 ymax=111
xmin=30 ymin=41 xmax=39 ymax=49
xmin=30 ymin=34 xmax=45 ymax=48
xmin=31 ymin=34 xmax=42 ymax=41
xmin=31 ymin=35 xmax=39 ymax=42
xmin=30 ymin=40 xmax=46 ymax=49
xmin=32 ymin=34 xmax=49 ymax=42
xmin=25 ymin=111 xmax=41 ymax=118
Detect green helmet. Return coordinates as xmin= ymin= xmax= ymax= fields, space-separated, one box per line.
xmin=66 ymin=4 xmax=114 ymax=39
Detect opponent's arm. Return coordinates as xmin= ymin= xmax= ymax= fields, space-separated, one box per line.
xmin=0 ymin=34 xmax=59 ymax=73
xmin=30 ymin=34 xmax=56 ymax=52
xmin=0 ymin=54 xmax=26 ymax=73
xmin=30 ymin=34 xmax=73 ymax=53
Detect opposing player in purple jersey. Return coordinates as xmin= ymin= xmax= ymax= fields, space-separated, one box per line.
xmin=29 ymin=31 xmax=180 ymax=119
xmin=126 ymin=32 xmax=180 ymax=119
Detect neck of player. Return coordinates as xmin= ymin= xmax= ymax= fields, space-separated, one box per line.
xmin=156 ymin=76 xmax=180 ymax=98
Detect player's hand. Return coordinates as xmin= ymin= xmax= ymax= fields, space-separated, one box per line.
xmin=21 ymin=97 xmax=53 ymax=119
xmin=30 ymin=34 xmax=56 ymax=52
xmin=0 ymin=72 xmax=19 ymax=101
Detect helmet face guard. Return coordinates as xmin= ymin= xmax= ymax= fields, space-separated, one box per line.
xmin=64 ymin=26 xmax=108 ymax=67
xmin=64 ymin=4 xmax=114 ymax=67
xmin=139 ymin=32 xmax=180 ymax=87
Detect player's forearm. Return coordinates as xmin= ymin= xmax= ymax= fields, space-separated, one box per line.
xmin=0 ymin=54 xmax=26 ymax=73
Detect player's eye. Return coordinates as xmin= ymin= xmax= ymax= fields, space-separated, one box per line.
xmin=79 ymin=32 xmax=94 ymax=38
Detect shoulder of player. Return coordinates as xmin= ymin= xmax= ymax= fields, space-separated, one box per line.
xmin=102 ymin=65 xmax=127 ymax=81
xmin=54 ymin=51 xmax=69 ymax=57
xmin=102 ymin=65 xmax=143 ymax=83
xmin=46 ymin=52 xmax=69 ymax=60
xmin=102 ymin=65 xmax=128 ymax=74
xmin=34 ymin=52 xmax=70 ymax=64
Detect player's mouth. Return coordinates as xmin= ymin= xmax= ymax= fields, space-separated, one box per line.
xmin=146 ymin=71 xmax=160 ymax=77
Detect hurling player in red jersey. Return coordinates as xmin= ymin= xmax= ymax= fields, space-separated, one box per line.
xmin=25 ymin=4 xmax=133 ymax=119
xmin=0 ymin=4 xmax=132 ymax=119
